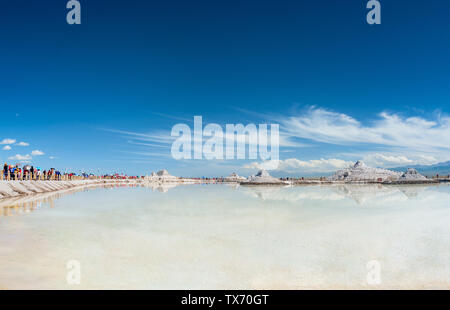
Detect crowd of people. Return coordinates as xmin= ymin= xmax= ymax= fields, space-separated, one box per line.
xmin=2 ymin=163 xmax=66 ymax=181
xmin=1 ymin=163 xmax=144 ymax=181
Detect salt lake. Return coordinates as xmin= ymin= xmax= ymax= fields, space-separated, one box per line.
xmin=0 ymin=183 xmax=449 ymax=289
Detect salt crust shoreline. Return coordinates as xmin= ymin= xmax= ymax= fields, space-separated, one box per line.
xmin=1 ymin=177 xmax=440 ymax=203
xmin=0 ymin=179 xmax=202 ymax=201
xmin=0 ymin=180 xmax=143 ymax=200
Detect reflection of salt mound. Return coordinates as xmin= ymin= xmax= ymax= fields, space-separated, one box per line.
xmin=328 ymin=161 xmax=401 ymax=182
xmin=143 ymin=182 xmax=179 ymax=193
xmin=399 ymin=168 xmax=427 ymax=181
xmin=240 ymin=186 xmax=283 ymax=200
xmin=225 ymin=172 xmax=246 ymax=182
xmin=333 ymin=184 xmax=407 ymax=205
xmin=240 ymin=186 xmax=344 ymax=202
xmin=397 ymin=185 xmax=425 ymax=198
xmin=245 ymin=169 xmax=284 ymax=184
xmin=156 ymin=183 xmax=179 ymax=193
xmin=225 ymin=183 xmax=241 ymax=190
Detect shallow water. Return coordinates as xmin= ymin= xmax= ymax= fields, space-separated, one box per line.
xmin=0 ymin=183 xmax=449 ymax=289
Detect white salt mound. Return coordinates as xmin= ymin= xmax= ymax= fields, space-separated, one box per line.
xmin=157 ymin=169 xmax=170 ymax=176
xmin=246 ymin=169 xmax=283 ymax=183
xmin=155 ymin=170 xmax=178 ymax=182
xmin=328 ymin=161 xmax=430 ymax=183
xmin=399 ymin=168 xmax=427 ymax=181
xmin=328 ymin=161 xmax=401 ymax=182
xmin=225 ymin=172 xmax=246 ymax=182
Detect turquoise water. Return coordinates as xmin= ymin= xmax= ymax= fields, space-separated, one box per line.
xmin=0 ymin=183 xmax=449 ymax=289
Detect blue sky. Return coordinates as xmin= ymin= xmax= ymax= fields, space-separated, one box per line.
xmin=1 ymin=0 xmax=449 ymax=177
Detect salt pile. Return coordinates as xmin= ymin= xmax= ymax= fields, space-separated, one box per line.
xmin=328 ymin=161 xmax=401 ymax=182
xmin=328 ymin=161 xmax=433 ymax=183
xmin=224 ymin=172 xmax=246 ymax=182
xmin=155 ymin=170 xmax=178 ymax=182
xmin=398 ymin=168 xmax=428 ymax=181
xmin=144 ymin=172 xmax=156 ymax=181
xmin=244 ymin=169 xmax=284 ymax=184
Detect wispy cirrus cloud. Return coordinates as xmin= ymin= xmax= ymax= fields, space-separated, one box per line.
xmin=107 ymin=126 xmax=304 ymax=148
xmin=105 ymin=128 xmax=174 ymax=145
xmin=360 ymin=153 xmax=438 ymax=167
xmin=240 ymin=107 xmax=450 ymax=173
xmin=105 ymin=123 xmax=306 ymax=161
xmin=106 ymin=109 xmax=450 ymax=174
xmin=278 ymin=107 xmax=450 ymax=151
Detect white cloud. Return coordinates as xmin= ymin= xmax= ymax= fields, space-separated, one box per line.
xmin=280 ymin=107 xmax=450 ymax=151
xmin=8 ymin=154 xmax=32 ymax=161
xmin=16 ymin=142 xmax=30 ymax=146
xmin=243 ymin=160 xmax=281 ymax=171
xmin=31 ymin=150 xmax=44 ymax=156
xmin=278 ymin=158 xmax=354 ymax=171
xmin=362 ymin=153 xmax=438 ymax=168
xmin=2 ymin=145 xmax=11 ymax=151
xmin=244 ymin=158 xmax=353 ymax=172
xmin=0 ymin=138 xmax=16 ymax=145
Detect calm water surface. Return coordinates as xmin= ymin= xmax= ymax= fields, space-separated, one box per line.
xmin=0 ymin=183 xmax=449 ymax=289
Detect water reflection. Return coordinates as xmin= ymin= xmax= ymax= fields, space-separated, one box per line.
xmin=0 ymin=186 xmax=100 ymax=217
xmin=0 ymin=182 xmax=449 ymax=289
xmin=147 ymin=182 xmax=180 ymax=193
xmin=0 ymin=182 xmax=446 ymax=218
xmin=238 ymin=185 xmax=346 ymax=202
xmin=331 ymin=184 xmax=415 ymax=205
xmin=237 ymin=183 xmax=436 ymax=205
xmin=0 ymin=182 xmax=184 ymax=217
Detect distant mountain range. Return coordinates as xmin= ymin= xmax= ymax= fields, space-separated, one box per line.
xmin=392 ymin=161 xmax=450 ymax=177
